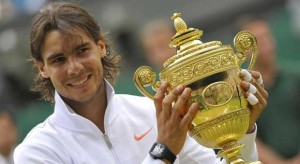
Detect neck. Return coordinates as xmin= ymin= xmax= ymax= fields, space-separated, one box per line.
xmin=65 ymin=79 xmax=107 ymax=133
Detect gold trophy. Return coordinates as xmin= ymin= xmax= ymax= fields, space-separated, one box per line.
xmin=134 ymin=13 xmax=261 ymax=164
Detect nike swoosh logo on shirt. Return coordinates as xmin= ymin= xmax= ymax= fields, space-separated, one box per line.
xmin=134 ymin=127 xmax=153 ymax=141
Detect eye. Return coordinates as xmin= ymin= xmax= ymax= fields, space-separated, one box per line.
xmin=51 ymin=56 xmax=65 ymax=64
xmin=78 ymin=47 xmax=88 ymax=55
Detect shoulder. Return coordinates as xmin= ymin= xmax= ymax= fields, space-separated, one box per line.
xmin=22 ymin=117 xmax=57 ymax=142
xmin=113 ymin=94 xmax=156 ymax=118
xmin=14 ymin=119 xmax=70 ymax=163
xmin=14 ymin=141 xmax=70 ymax=163
xmin=114 ymin=94 xmax=155 ymax=109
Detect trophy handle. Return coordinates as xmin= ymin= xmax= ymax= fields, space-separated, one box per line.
xmin=233 ymin=31 xmax=258 ymax=70
xmin=134 ymin=66 xmax=158 ymax=99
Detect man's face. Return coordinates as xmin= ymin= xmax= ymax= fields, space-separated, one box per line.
xmin=243 ymin=21 xmax=276 ymax=66
xmin=143 ymin=29 xmax=176 ymax=67
xmin=0 ymin=113 xmax=17 ymax=155
xmin=36 ymin=30 xmax=106 ymax=103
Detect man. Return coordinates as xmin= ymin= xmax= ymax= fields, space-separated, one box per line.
xmin=140 ymin=19 xmax=176 ymax=69
xmin=238 ymin=16 xmax=300 ymax=164
xmin=0 ymin=104 xmax=18 ymax=164
xmin=14 ymin=2 xmax=267 ymax=163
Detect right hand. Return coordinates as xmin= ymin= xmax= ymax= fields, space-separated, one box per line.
xmin=153 ymin=81 xmax=198 ymax=155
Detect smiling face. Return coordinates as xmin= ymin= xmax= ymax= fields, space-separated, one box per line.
xmin=35 ymin=30 xmax=106 ymax=104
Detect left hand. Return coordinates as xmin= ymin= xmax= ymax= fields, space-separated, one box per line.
xmin=240 ymin=69 xmax=268 ymax=132
xmin=154 ymin=82 xmax=198 ymax=155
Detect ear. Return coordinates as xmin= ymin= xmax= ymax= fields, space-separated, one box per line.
xmin=34 ymin=59 xmax=49 ymax=78
xmin=97 ymin=39 xmax=107 ymax=58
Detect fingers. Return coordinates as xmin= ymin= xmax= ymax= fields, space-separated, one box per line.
xmin=154 ymin=83 xmax=195 ymax=155
xmin=240 ymin=69 xmax=268 ymax=117
xmin=180 ymin=102 xmax=198 ymax=129
xmin=256 ymin=74 xmax=263 ymax=85
xmin=248 ymin=82 xmax=257 ymax=94
xmin=171 ymin=87 xmax=191 ymax=120
xmin=162 ymin=85 xmax=185 ymax=119
xmin=240 ymin=69 xmax=268 ymax=99
xmin=240 ymin=69 xmax=269 ymax=132
xmin=155 ymin=82 xmax=191 ymax=120
xmin=246 ymin=92 xmax=258 ymax=105
xmin=240 ymin=69 xmax=252 ymax=82
xmin=240 ymin=70 xmax=259 ymax=105
xmin=154 ymin=81 xmax=197 ymax=128
xmin=154 ymin=81 xmax=168 ymax=116
xmin=248 ymin=70 xmax=263 ymax=85
xmin=240 ymin=80 xmax=267 ymax=106
xmin=248 ymin=70 xmax=268 ymax=99
xmin=241 ymin=69 xmax=263 ymax=85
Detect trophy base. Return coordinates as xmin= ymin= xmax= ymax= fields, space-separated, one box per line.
xmin=225 ymin=159 xmax=263 ymax=164
xmin=228 ymin=160 xmax=263 ymax=164
xmin=217 ymin=141 xmax=263 ymax=164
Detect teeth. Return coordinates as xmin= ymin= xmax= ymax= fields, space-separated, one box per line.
xmin=72 ymin=77 xmax=88 ymax=86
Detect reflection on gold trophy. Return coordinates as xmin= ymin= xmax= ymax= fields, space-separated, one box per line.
xmin=134 ymin=13 xmax=262 ymax=164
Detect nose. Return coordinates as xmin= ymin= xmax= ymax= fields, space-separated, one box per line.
xmin=67 ymin=57 xmax=84 ymax=76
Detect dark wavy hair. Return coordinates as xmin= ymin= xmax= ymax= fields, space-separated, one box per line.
xmin=30 ymin=2 xmax=120 ymax=103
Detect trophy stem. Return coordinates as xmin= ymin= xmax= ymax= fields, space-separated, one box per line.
xmin=217 ymin=141 xmax=264 ymax=164
xmin=217 ymin=141 xmax=245 ymax=164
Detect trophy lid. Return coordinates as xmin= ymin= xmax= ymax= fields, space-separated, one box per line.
xmin=169 ymin=13 xmax=203 ymax=48
xmin=160 ymin=13 xmax=238 ymax=87
xmin=134 ymin=13 xmax=257 ymax=100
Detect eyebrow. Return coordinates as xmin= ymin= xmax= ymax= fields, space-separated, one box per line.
xmin=46 ymin=53 xmax=64 ymax=63
xmin=74 ymin=42 xmax=91 ymax=52
xmin=45 ymin=42 xmax=91 ymax=63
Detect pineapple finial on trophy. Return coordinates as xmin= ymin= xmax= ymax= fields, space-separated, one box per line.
xmin=171 ymin=13 xmax=187 ymax=33
xmin=169 ymin=13 xmax=203 ymax=49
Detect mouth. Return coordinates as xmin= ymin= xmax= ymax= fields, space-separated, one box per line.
xmin=69 ymin=75 xmax=91 ymax=87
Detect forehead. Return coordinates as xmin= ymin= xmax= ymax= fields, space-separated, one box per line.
xmin=143 ymin=30 xmax=172 ymax=45
xmin=244 ymin=21 xmax=269 ymax=35
xmin=42 ymin=30 xmax=92 ymax=55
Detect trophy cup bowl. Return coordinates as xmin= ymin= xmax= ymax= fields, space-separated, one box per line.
xmin=134 ymin=13 xmax=261 ymax=164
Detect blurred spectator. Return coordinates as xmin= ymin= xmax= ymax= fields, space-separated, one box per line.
xmin=0 ymin=68 xmax=40 ymax=109
xmin=0 ymin=103 xmax=17 ymax=164
xmin=114 ymin=19 xmax=177 ymax=95
xmin=140 ymin=19 xmax=176 ymax=69
xmin=11 ymin=0 xmax=47 ymax=14
xmin=237 ymin=16 xmax=300 ymax=164
xmin=286 ymin=0 xmax=300 ymax=37
xmin=0 ymin=65 xmax=53 ymax=144
xmin=0 ymin=0 xmax=15 ymax=23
